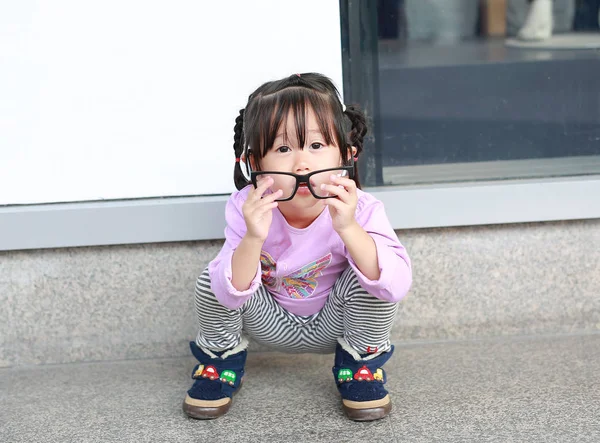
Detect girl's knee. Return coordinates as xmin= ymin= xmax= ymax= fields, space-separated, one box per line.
xmin=198 ymin=267 xmax=211 ymax=281
xmin=194 ymin=268 xmax=218 ymax=302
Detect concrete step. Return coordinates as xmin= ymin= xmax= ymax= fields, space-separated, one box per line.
xmin=1 ymin=332 xmax=598 ymax=442
xmin=3 ymin=219 xmax=600 ymax=367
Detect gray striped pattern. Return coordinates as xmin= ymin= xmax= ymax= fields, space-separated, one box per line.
xmin=194 ymin=267 xmax=399 ymax=355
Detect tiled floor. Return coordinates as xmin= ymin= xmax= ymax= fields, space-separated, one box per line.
xmin=1 ymin=333 xmax=599 ymax=442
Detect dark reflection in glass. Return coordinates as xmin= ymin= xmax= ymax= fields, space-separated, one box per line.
xmin=341 ymin=0 xmax=600 ymax=186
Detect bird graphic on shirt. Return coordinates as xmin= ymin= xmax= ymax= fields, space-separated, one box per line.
xmin=260 ymin=251 xmax=332 ymax=299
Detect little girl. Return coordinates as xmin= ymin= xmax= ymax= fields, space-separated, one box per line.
xmin=183 ymin=73 xmax=412 ymax=422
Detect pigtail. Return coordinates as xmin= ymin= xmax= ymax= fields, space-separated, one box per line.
xmin=344 ymin=104 xmax=368 ymax=188
xmin=233 ymin=108 xmax=249 ymax=190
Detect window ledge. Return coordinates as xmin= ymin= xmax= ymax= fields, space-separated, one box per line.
xmin=1 ymin=175 xmax=599 ymax=251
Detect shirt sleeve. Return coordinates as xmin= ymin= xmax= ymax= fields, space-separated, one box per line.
xmin=207 ymin=188 xmax=262 ymax=310
xmin=344 ymin=193 xmax=413 ymax=303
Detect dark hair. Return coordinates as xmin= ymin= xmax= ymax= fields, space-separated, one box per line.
xmin=232 ymin=73 xmax=368 ymax=190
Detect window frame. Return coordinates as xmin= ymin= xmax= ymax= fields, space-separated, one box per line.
xmin=2 ymin=176 xmax=599 ymax=251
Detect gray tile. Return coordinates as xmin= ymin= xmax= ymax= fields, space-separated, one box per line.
xmin=2 ymin=333 xmax=599 ymax=443
xmin=387 ymin=333 xmax=600 ymax=442
xmin=0 ymin=352 xmax=394 ymax=443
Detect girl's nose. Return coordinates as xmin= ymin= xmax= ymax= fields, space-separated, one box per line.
xmin=294 ymin=152 xmax=311 ymax=173
xmin=295 ymin=164 xmax=310 ymax=174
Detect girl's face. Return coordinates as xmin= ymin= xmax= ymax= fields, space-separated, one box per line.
xmin=260 ymin=107 xmax=343 ymax=180
xmin=253 ymin=107 xmax=346 ymax=220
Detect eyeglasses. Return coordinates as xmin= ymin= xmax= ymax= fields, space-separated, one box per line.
xmin=251 ymin=165 xmax=355 ymax=202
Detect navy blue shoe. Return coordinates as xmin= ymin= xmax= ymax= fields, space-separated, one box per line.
xmin=332 ymin=343 xmax=395 ymax=421
xmin=183 ymin=341 xmax=247 ymax=419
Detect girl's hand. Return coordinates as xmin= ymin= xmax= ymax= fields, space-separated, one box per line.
xmin=321 ymin=175 xmax=358 ymax=234
xmin=242 ymin=176 xmax=282 ymax=243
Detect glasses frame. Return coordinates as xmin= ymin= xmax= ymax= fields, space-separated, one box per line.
xmin=250 ymin=164 xmax=355 ymax=202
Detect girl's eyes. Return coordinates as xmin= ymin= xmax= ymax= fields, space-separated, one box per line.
xmin=275 ymin=143 xmax=326 ymax=152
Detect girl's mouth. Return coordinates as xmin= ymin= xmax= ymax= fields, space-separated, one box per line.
xmin=297 ymin=183 xmax=311 ymax=196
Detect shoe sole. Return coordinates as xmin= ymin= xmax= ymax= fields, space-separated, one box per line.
xmin=342 ymin=394 xmax=392 ymax=421
xmin=182 ymin=380 xmax=243 ymax=420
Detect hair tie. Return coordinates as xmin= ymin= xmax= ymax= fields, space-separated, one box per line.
xmin=235 ymin=158 xmax=241 ymax=163
xmin=295 ymin=73 xmax=301 ymax=77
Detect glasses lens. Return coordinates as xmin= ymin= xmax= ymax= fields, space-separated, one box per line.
xmin=256 ymin=173 xmax=296 ymax=200
xmin=309 ymin=169 xmax=349 ymax=198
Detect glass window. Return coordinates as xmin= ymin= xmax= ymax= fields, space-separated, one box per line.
xmin=340 ymin=0 xmax=600 ymax=186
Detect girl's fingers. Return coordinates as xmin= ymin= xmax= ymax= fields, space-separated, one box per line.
xmin=250 ymin=202 xmax=278 ymax=219
xmin=252 ymin=176 xmax=274 ymax=199
xmin=331 ymin=175 xmax=356 ymax=192
xmin=258 ymin=188 xmax=283 ymax=204
xmin=323 ymin=196 xmax=344 ymax=211
xmin=247 ymin=190 xmax=281 ymax=212
xmin=320 ymin=183 xmax=350 ymax=202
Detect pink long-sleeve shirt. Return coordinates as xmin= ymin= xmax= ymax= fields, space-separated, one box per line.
xmin=208 ymin=185 xmax=412 ymax=316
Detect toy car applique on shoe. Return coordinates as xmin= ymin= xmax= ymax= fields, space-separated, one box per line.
xmin=353 ymin=366 xmax=374 ymax=381
xmin=337 ymin=368 xmax=353 ymax=383
xmin=200 ymin=365 xmax=219 ymax=380
xmin=220 ymin=370 xmax=237 ymax=386
xmin=193 ymin=365 xmax=205 ymax=378
xmin=373 ymin=369 xmax=384 ymax=382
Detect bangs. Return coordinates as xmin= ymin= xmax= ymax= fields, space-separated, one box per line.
xmin=247 ymin=87 xmax=345 ymax=160
xmin=233 ymin=72 xmax=362 ymax=191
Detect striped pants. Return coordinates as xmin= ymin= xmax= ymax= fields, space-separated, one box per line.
xmin=194 ymin=267 xmax=399 ymax=356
